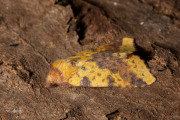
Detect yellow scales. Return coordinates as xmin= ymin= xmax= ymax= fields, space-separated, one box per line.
xmin=46 ymin=38 xmax=155 ymax=88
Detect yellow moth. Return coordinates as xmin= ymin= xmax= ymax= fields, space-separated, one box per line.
xmin=46 ymin=38 xmax=156 ymax=88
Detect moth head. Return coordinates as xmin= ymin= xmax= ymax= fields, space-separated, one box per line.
xmin=46 ymin=60 xmax=77 ymax=87
xmin=46 ymin=65 xmax=63 ymax=87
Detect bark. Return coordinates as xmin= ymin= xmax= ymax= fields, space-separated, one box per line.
xmin=0 ymin=0 xmax=179 ymax=119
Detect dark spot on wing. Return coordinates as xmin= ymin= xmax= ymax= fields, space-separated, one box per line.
xmin=121 ymin=73 xmax=128 ymax=79
xmin=110 ymin=69 xmax=118 ymax=73
xmin=129 ymin=72 xmax=133 ymax=75
xmin=107 ymin=75 xmax=115 ymax=87
xmin=130 ymin=78 xmax=147 ymax=87
xmin=80 ymin=76 xmax=91 ymax=87
xmin=97 ymin=73 xmax=101 ymax=76
xmin=81 ymin=66 xmax=86 ymax=70
xmin=96 ymin=61 xmax=106 ymax=69
xmin=119 ymin=70 xmax=148 ymax=87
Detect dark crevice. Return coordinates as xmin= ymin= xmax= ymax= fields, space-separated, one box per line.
xmin=69 ymin=1 xmax=87 ymax=45
xmin=55 ymin=0 xmax=111 ymax=45
xmin=54 ymin=0 xmax=70 ymax=6
xmin=106 ymin=110 xmax=120 ymax=120
xmin=0 ymin=60 xmax=3 ymax=65
xmin=55 ymin=0 xmax=87 ymax=45
xmin=9 ymin=43 xmax=19 ymax=47
xmin=76 ymin=16 xmax=86 ymax=44
xmin=0 ymin=16 xmax=5 ymax=25
xmin=55 ymin=0 xmax=116 ymax=46
xmin=134 ymin=41 xmax=154 ymax=63
xmin=25 ymin=69 xmax=34 ymax=83
xmin=134 ymin=46 xmax=153 ymax=62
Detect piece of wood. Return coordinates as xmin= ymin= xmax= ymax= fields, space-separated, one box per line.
xmin=0 ymin=0 xmax=179 ymax=119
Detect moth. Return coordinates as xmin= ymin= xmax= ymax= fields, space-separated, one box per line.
xmin=46 ymin=37 xmax=156 ymax=88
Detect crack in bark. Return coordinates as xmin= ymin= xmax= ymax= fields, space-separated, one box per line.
xmin=106 ymin=110 xmax=119 ymax=120
xmin=2 ymin=17 xmax=50 ymax=65
xmin=11 ymin=30 xmax=50 ymax=65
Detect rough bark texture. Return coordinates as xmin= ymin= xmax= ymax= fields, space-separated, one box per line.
xmin=0 ymin=0 xmax=180 ymax=120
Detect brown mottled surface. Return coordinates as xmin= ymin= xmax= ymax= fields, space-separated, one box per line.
xmin=0 ymin=0 xmax=179 ymax=120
